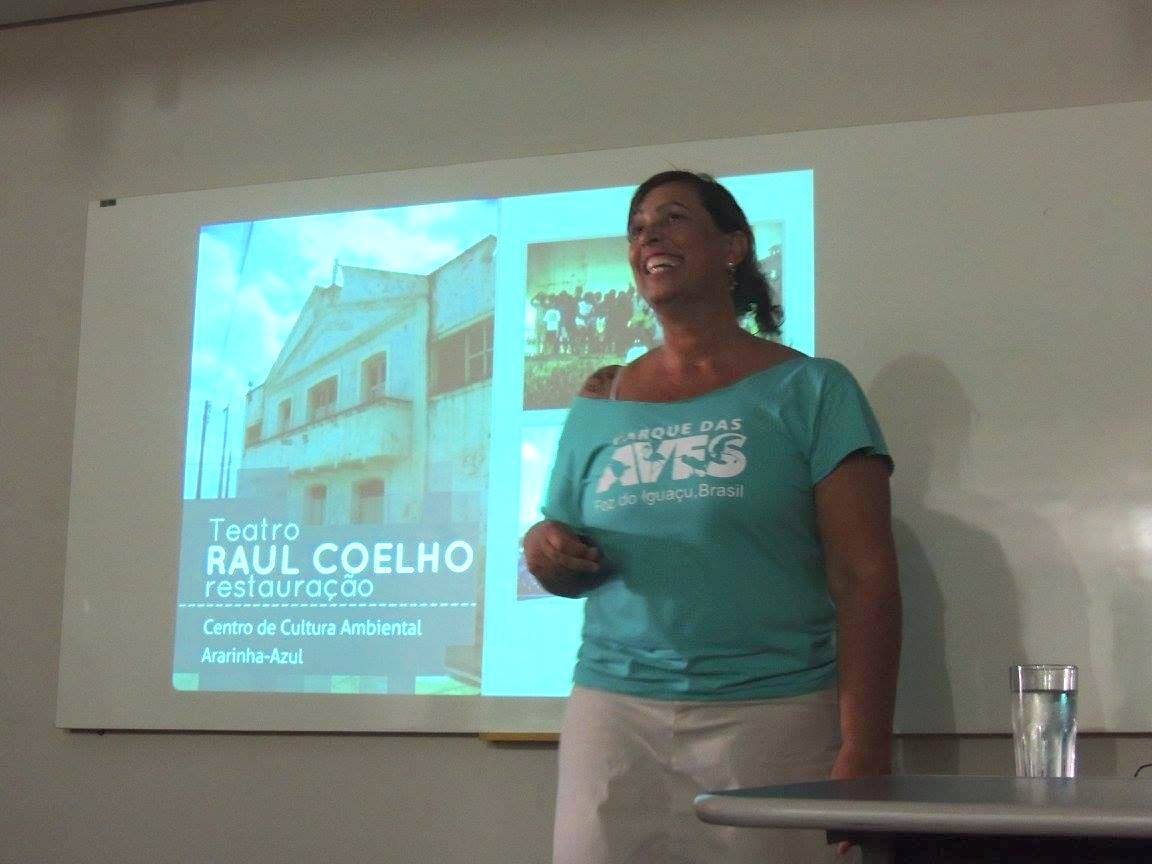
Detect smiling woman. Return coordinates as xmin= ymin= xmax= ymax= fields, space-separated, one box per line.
xmin=628 ymin=170 xmax=783 ymax=339
xmin=626 ymin=178 xmax=745 ymax=316
xmin=523 ymin=170 xmax=900 ymax=864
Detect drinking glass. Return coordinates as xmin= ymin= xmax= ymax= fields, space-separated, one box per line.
xmin=1010 ymin=664 xmax=1077 ymax=778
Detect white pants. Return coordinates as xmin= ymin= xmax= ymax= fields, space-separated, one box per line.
xmin=553 ymin=686 xmax=842 ymax=864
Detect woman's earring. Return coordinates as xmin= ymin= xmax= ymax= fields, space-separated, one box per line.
xmin=727 ymin=262 xmax=737 ymax=293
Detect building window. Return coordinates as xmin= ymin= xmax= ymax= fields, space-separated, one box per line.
xmin=307 ymin=376 xmax=338 ymax=422
xmin=432 ymin=316 xmax=494 ymax=395
xmin=354 ymin=478 xmax=385 ymax=524
xmin=244 ymin=422 xmax=262 ymax=447
xmin=361 ymin=353 xmax=387 ymax=403
xmin=304 ymin=484 xmax=327 ymax=526
xmin=277 ymin=398 xmax=292 ymax=433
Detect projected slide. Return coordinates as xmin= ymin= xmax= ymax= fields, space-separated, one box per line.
xmin=171 ymin=171 xmax=814 ymax=698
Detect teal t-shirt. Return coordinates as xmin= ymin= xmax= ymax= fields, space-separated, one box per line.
xmin=542 ymin=356 xmax=891 ymax=701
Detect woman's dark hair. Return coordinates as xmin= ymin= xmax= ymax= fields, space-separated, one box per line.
xmin=628 ymin=170 xmax=783 ymax=336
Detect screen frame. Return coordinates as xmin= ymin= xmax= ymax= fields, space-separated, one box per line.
xmin=59 ymin=138 xmax=817 ymax=732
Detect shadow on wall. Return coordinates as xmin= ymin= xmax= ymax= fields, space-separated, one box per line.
xmin=871 ymin=352 xmax=1099 ymax=764
xmin=1111 ymin=564 xmax=1151 ymax=739
xmin=868 ymin=354 xmax=1021 ymax=772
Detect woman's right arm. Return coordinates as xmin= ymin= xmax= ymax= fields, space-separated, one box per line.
xmin=522 ymin=520 xmax=603 ymax=598
xmin=524 ymin=364 xmax=620 ymax=598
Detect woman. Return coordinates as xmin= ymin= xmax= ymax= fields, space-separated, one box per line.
xmin=524 ymin=171 xmax=901 ymax=864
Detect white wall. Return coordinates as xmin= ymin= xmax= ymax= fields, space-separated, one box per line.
xmin=3 ymin=1 xmax=1152 ymax=861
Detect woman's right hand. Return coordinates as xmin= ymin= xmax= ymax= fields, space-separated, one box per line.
xmin=522 ymin=520 xmax=604 ymax=598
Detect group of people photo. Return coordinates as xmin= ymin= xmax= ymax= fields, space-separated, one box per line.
xmin=523 ymin=279 xmax=661 ymax=410
xmin=527 ymin=286 xmax=654 ymax=360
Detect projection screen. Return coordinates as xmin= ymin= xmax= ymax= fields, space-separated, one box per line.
xmin=59 ymin=100 xmax=1152 ymax=733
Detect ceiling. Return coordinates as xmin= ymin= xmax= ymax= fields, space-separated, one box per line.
xmin=0 ymin=0 xmax=208 ymax=27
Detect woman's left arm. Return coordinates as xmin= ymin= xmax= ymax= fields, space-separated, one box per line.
xmin=815 ymin=451 xmax=902 ymax=778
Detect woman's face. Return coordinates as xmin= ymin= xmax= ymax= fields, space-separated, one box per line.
xmin=627 ymin=181 xmax=746 ymax=309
